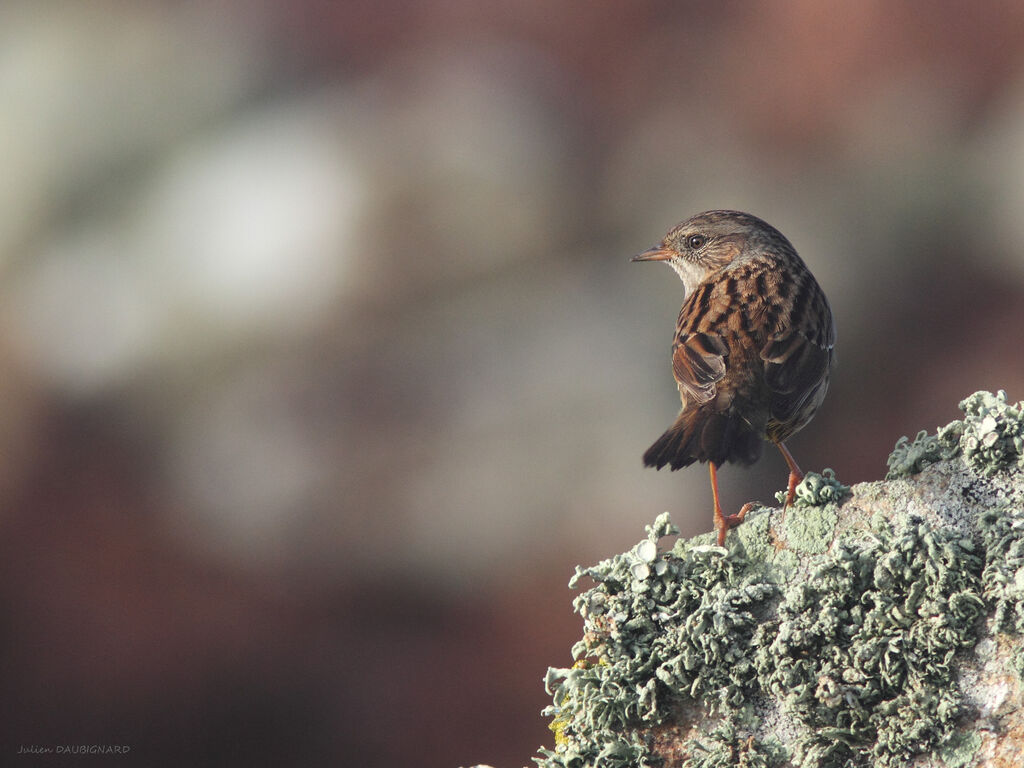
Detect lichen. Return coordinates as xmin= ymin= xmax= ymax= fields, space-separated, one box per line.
xmin=779 ymin=504 xmax=838 ymax=555
xmin=537 ymin=504 xmax=1010 ymax=767
xmin=675 ymin=507 xmax=775 ymax=569
xmin=536 ymin=392 xmax=1024 ymax=768
xmin=959 ymin=390 xmax=1024 ymax=476
xmin=536 ymin=512 xmax=776 ymax=768
xmin=980 ymin=504 xmax=1024 ymax=639
xmin=937 ymin=731 xmax=983 ymax=768
xmin=885 ymin=428 xmax=960 ymax=479
xmin=887 ymin=389 xmax=1024 ymax=479
xmin=754 ymin=515 xmax=985 ymax=767
xmin=730 ymin=506 xmax=775 ymax=564
xmin=775 ymin=468 xmax=851 ymax=508
xmin=680 ymin=723 xmax=786 ymax=768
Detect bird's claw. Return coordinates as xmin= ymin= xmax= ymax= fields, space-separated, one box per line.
xmin=714 ymin=501 xmax=755 ymax=547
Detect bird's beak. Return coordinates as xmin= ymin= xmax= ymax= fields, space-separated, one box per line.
xmin=631 ymin=246 xmax=673 ymax=263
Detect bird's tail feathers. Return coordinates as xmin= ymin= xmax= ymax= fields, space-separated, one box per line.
xmin=642 ymin=409 xmax=762 ymax=469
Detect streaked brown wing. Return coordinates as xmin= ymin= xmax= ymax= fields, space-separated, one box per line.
xmin=760 ymin=285 xmax=835 ymax=425
xmin=671 ymin=331 xmax=728 ymax=408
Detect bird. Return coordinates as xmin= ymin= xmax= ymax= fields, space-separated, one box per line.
xmin=632 ymin=210 xmax=835 ymax=546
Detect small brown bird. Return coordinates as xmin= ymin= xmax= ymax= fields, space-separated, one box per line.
xmin=632 ymin=210 xmax=835 ymax=546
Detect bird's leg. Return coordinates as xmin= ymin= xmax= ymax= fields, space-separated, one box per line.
xmin=709 ymin=462 xmax=752 ymax=546
xmin=775 ymin=441 xmax=804 ymax=517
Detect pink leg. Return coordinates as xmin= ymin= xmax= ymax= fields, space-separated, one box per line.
xmin=775 ymin=441 xmax=804 ymax=519
xmin=710 ymin=462 xmax=753 ymax=546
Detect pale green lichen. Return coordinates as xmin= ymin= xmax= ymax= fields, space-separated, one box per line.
xmin=887 ymin=390 xmax=1024 ymax=478
xmin=681 ymin=723 xmax=786 ymax=768
xmin=763 ymin=469 xmax=847 ymax=555
xmin=780 ymin=504 xmax=838 ymax=555
xmin=754 ymin=515 xmax=985 ymax=767
xmin=885 ymin=428 xmax=960 ymax=478
xmin=775 ymin=468 xmax=851 ymax=507
xmin=537 ymin=392 xmax=1024 ymax=768
xmin=959 ymin=390 xmax=1024 ymax=476
xmin=937 ymin=731 xmax=983 ymax=768
xmin=538 ymin=511 xmax=992 ymax=768
xmin=730 ymin=508 xmax=797 ymax=583
xmin=537 ymin=505 xmax=1005 ymax=768
xmin=730 ymin=506 xmax=775 ymax=564
xmin=674 ymin=507 xmax=774 ymax=566
xmin=980 ymin=504 xmax=1024 ymax=641
xmin=769 ymin=547 xmax=800 ymax=575
xmin=688 ymin=507 xmax=799 ymax=585
xmin=536 ymin=512 xmax=776 ymax=768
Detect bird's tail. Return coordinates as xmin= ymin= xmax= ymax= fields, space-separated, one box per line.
xmin=642 ymin=409 xmax=762 ymax=470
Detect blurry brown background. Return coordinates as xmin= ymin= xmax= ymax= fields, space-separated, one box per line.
xmin=3 ymin=2 xmax=1024 ymax=766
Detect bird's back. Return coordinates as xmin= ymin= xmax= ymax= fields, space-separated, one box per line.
xmin=643 ymin=251 xmax=834 ymax=470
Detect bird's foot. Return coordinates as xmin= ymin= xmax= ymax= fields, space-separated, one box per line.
xmin=779 ymin=468 xmax=803 ymax=524
xmin=775 ymin=442 xmax=805 ymax=524
xmin=714 ymin=501 xmax=756 ymax=547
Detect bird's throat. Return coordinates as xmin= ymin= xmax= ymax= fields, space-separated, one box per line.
xmin=668 ymin=259 xmax=708 ymax=296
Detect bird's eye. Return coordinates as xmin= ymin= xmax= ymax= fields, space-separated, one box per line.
xmin=687 ymin=234 xmax=707 ymax=249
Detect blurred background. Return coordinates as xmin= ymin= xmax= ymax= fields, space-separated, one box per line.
xmin=3 ymin=1 xmax=1024 ymax=766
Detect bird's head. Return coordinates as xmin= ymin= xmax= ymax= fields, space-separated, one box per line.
xmin=631 ymin=210 xmax=786 ymax=295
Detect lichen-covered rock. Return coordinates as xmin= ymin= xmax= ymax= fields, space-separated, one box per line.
xmin=675 ymin=723 xmax=786 ymax=768
xmin=539 ymin=513 xmax=776 ymax=768
xmin=980 ymin=504 xmax=1024 ymax=637
xmin=886 ymin=428 xmax=961 ymax=478
xmin=755 ymin=516 xmax=984 ymax=767
xmin=958 ymin=390 xmax=1024 ymax=476
xmin=887 ymin=389 xmax=1024 ymax=479
xmin=775 ymin=468 xmax=851 ymax=508
xmin=535 ymin=390 xmax=1024 ymax=768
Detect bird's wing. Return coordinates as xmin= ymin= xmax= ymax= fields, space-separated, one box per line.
xmin=760 ymin=283 xmax=835 ymax=424
xmin=671 ymin=331 xmax=728 ymax=408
